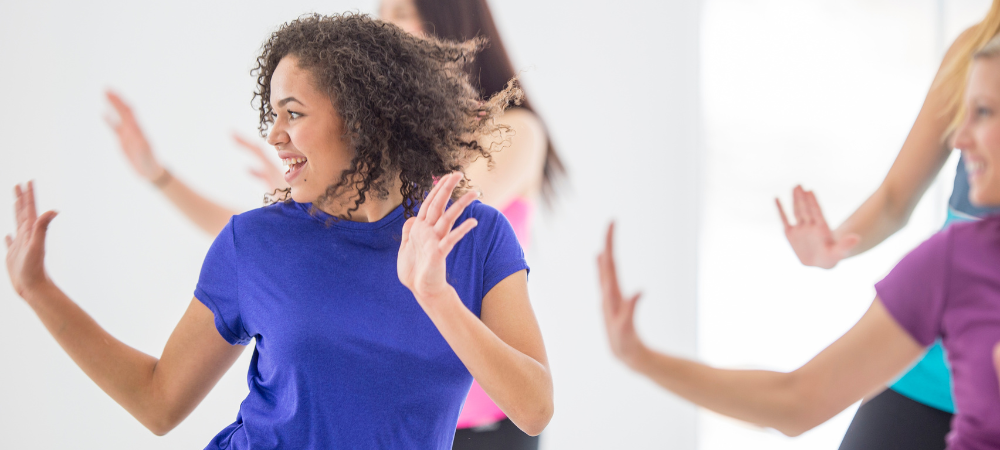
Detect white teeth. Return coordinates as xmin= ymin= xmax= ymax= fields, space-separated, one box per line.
xmin=281 ymin=157 xmax=307 ymax=166
xmin=966 ymin=160 xmax=985 ymax=173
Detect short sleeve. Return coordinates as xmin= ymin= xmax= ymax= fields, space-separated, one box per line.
xmin=875 ymin=229 xmax=952 ymax=347
xmin=194 ymin=217 xmax=250 ymax=345
xmin=481 ymin=208 xmax=530 ymax=296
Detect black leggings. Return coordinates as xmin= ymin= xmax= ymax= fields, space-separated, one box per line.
xmin=452 ymin=419 xmax=539 ymax=450
xmin=838 ymin=388 xmax=952 ymax=450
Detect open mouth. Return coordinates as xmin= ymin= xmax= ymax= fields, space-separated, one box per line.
xmin=965 ymin=158 xmax=985 ymax=181
xmin=282 ymin=156 xmax=308 ymax=182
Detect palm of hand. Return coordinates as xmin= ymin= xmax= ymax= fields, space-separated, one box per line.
xmin=105 ymin=91 xmax=162 ymax=181
xmin=397 ymin=173 xmax=480 ymax=304
xmin=597 ymin=223 xmax=644 ymax=365
xmin=397 ymin=217 xmax=451 ymax=299
xmin=776 ymin=186 xmax=859 ymax=269
xmin=5 ymin=182 xmax=56 ymax=297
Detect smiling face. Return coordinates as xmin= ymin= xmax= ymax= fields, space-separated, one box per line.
xmin=379 ymin=0 xmax=425 ymax=35
xmin=266 ymin=56 xmax=354 ymax=205
xmin=954 ymin=56 xmax=1000 ymax=207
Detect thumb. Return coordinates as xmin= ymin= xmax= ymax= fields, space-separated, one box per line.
xmin=31 ymin=211 xmax=58 ymax=248
xmin=623 ymin=292 xmax=643 ymax=321
xmin=835 ymin=233 xmax=861 ymax=256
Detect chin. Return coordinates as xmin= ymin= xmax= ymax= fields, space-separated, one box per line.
xmin=968 ymin=189 xmax=1000 ymax=208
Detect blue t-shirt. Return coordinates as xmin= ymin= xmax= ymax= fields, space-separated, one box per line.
xmin=194 ymin=200 xmax=528 ymax=450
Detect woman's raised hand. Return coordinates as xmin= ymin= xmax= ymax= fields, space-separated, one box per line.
xmin=398 ymin=173 xmax=480 ymax=303
xmin=232 ymin=134 xmax=288 ymax=193
xmin=597 ymin=222 xmax=646 ymax=368
xmin=104 ymin=91 xmax=166 ymax=182
xmin=5 ymin=182 xmax=58 ymax=299
xmin=776 ymin=186 xmax=860 ymax=269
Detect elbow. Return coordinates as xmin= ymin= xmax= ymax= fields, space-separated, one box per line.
xmin=139 ymin=408 xmax=184 ymax=437
xmin=517 ymin=403 xmax=554 ymax=437
xmin=511 ymin=395 xmax=554 ymax=437
xmin=770 ymin=372 xmax=832 ymax=437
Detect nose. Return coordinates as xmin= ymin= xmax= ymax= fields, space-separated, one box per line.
xmin=953 ymin=114 xmax=975 ymax=152
xmin=267 ymin=116 xmax=288 ymax=147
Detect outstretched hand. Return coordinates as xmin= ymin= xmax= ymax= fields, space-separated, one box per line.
xmin=104 ymin=91 xmax=165 ymax=182
xmin=776 ymin=186 xmax=860 ymax=269
xmin=398 ymin=173 xmax=480 ymax=305
xmin=232 ymin=134 xmax=287 ymax=193
xmin=5 ymin=182 xmax=58 ymax=299
xmin=597 ymin=222 xmax=646 ymax=368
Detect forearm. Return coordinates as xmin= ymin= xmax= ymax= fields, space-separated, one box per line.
xmin=421 ymin=290 xmax=553 ymax=435
xmin=23 ymin=282 xmax=168 ymax=433
xmin=157 ymin=173 xmax=237 ymax=236
xmin=627 ymin=345 xmax=812 ymax=436
xmin=834 ymin=187 xmax=913 ymax=257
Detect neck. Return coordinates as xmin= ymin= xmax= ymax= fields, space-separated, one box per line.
xmin=316 ymin=178 xmax=405 ymax=223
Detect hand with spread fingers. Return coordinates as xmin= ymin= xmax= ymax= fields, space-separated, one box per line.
xmin=104 ymin=91 xmax=166 ymax=183
xmin=5 ymin=182 xmax=58 ymax=299
xmin=597 ymin=222 xmax=647 ymax=368
xmin=398 ymin=172 xmax=480 ymax=305
xmin=232 ymin=133 xmax=287 ymax=194
xmin=776 ymin=185 xmax=860 ymax=269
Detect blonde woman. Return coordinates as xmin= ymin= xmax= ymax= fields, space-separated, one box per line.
xmin=775 ymin=2 xmax=1000 ymax=447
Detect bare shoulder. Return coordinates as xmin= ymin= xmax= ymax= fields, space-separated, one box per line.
xmin=496 ymin=108 xmax=547 ymax=145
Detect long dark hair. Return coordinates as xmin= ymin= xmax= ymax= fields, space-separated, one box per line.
xmin=413 ymin=0 xmax=565 ymax=203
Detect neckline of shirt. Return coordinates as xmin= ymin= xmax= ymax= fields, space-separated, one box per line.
xmin=292 ymin=201 xmax=406 ymax=231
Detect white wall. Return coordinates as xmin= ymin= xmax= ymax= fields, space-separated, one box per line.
xmin=0 ymin=1 xmax=701 ymax=449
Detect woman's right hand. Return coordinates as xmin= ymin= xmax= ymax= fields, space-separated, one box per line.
xmin=5 ymin=182 xmax=58 ymax=299
xmin=232 ymin=134 xmax=288 ymax=193
xmin=776 ymin=185 xmax=860 ymax=269
xmin=105 ymin=91 xmax=166 ymax=182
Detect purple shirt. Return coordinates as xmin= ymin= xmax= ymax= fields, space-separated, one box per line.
xmin=876 ymin=217 xmax=1000 ymax=450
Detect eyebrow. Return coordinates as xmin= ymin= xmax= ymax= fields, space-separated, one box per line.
xmin=276 ymin=97 xmax=303 ymax=107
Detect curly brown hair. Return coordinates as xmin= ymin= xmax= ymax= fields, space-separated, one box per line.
xmin=253 ymin=12 xmax=521 ymax=218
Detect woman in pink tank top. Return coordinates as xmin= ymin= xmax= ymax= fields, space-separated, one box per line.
xmin=381 ymin=1 xmax=564 ymax=448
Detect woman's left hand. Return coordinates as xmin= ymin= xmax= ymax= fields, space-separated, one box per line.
xmin=598 ymin=222 xmax=647 ymax=368
xmin=398 ymin=173 xmax=480 ymax=305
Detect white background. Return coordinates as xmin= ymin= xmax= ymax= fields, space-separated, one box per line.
xmin=0 ymin=0 xmax=700 ymax=449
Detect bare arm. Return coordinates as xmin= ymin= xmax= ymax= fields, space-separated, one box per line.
xmin=397 ymin=173 xmax=553 ymax=435
xmin=778 ymin=27 xmax=978 ymax=268
xmin=5 ymin=182 xmax=245 ymax=435
xmin=598 ymin=223 xmax=923 ymax=436
xmin=465 ymin=108 xmax=548 ymax=208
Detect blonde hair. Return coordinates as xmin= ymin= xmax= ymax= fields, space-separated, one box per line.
xmin=939 ymin=0 xmax=1000 ymax=138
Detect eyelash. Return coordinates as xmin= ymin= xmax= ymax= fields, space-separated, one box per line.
xmin=270 ymin=111 xmax=303 ymax=120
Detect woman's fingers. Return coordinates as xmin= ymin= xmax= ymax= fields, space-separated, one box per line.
xmin=418 ymin=175 xmax=446 ymax=221
xmin=427 ymin=173 xmax=461 ymax=224
xmin=438 ymin=218 xmax=477 ymax=255
xmin=25 ymin=181 xmax=37 ymax=224
xmin=14 ymin=184 xmax=26 ymax=231
xmin=5 ymin=235 xmax=12 ymax=249
xmin=775 ymin=198 xmax=792 ymax=231
xmin=805 ymin=191 xmax=826 ymax=228
xmin=400 ymin=216 xmax=415 ymax=249
xmin=792 ymin=186 xmax=806 ymax=225
xmin=436 ymin=190 xmax=478 ymax=236
xmin=31 ymin=211 xmax=57 ymax=251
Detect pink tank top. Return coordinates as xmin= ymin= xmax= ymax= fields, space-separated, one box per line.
xmin=455 ymin=197 xmax=533 ymax=429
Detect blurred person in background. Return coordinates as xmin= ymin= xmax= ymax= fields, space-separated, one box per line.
xmin=598 ymin=33 xmax=1000 ymax=450
xmin=775 ymin=1 xmax=1000 ymax=448
xmin=6 ymin=14 xmax=553 ymax=449
xmin=106 ymin=90 xmax=287 ymax=236
xmin=379 ymin=0 xmax=564 ymax=448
